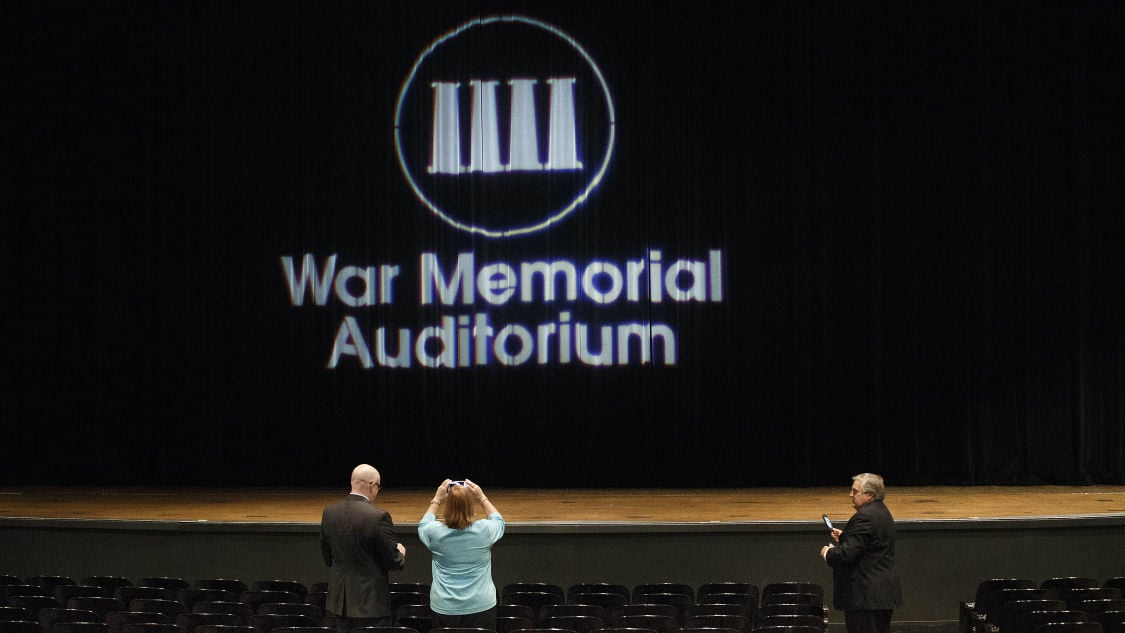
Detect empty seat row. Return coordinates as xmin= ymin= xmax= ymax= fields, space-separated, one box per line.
xmin=0 ymin=581 xmax=310 ymax=599
xmin=339 ymin=624 xmax=820 ymax=633
xmin=3 ymin=595 xmax=323 ymax=619
xmin=5 ymin=577 xmax=825 ymax=633
xmin=0 ymin=623 xmax=343 ymax=633
xmin=499 ymin=581 xmax=820 ymax=606
xmin=2 ymin=578 xmax=326 ymax=618
xmin=498 ymin=581 xmax=821 ymax=610
xmin=1 ymin=607 xmax=328 ymax=629
xmin=481 ymin=602 xmax=822 ymax=625
xmin=960 ymin=577 xmax=1125 ymax=633
xmin=489 ymin=581 xmax=821 ymax=630
xmin=396 ymin=604 xmax=824 ymax=633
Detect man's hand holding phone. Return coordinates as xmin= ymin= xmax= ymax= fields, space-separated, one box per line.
xmin=823 ymin=514 xmax=842 ymax=543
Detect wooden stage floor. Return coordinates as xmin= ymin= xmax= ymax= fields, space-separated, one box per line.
xmin=2 ymin=485 xmax=1124 ymax=525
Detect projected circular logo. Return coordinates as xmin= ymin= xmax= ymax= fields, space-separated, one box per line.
xmin=395 ymin=16 xmax=616 ymax=238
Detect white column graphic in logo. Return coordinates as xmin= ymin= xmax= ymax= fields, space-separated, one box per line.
xmin=396 ymin=15 xmax=615 ymax=238
xmin=428 ymin=77 xmax=584 ymax=175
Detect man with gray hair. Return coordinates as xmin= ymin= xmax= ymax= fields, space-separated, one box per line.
xmin=321 ymin=464 xmax=407 ymax=632
xmin=820 ymin=473 xmax=903 ymax=633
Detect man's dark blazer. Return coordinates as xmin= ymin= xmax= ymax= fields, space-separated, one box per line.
xmin=824 ymin=498 xmax=903 ymax=611
xmin=320 ymin=494 xmax=406 ymax=618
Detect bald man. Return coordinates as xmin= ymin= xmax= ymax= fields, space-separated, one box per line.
xmin=321 ymin=464 xmax=406 ymax=632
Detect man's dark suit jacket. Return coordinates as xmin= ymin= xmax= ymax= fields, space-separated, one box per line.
xmin=824 ymin=498 xmax=903 ymax=611
xmin=320 ymin=494 xmax=406 ymax=618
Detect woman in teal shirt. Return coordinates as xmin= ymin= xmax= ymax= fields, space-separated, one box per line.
xmin=419 ymin=479 xmax=505 ymax=630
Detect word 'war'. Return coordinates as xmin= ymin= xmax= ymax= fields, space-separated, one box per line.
xmin=328 ymin=311 xmax=676 ymax=368
xmin=281 ymin=249 xmax=724 ymax=308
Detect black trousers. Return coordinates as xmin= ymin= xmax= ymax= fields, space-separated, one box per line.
xmin=845 ymin=609 xmax=894 ymax=633
xmin=432 ymin=606 xmax=497 ymax=631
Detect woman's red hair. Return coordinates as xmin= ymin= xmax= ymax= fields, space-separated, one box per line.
xmin=443 ymin=485 xmax=475 ymax=529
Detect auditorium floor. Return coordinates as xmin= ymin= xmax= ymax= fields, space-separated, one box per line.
xmin=1 ymin=485 xmax=1124 ymax=524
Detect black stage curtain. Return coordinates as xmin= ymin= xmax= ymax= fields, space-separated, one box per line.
xmin=3 ymin=2 xmax=1122 ymax=487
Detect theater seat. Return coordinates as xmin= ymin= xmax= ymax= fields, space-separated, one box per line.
xmin=1015 ymin=610 xmax=1087 ymax=633
xmin=753 ymin=625 xmax=823 ymax=633
xmin=250 ymin=584 xmax=306 ymax=601
xmin=610 ymin=605 xmax=677 ymax=621
xmin=539 ymin=615 xmax=606 ymax=633
xmin=610 ymin=614 xmax=678 ymax=633
xmin=983 ymin=589 xmax=1052 ymax=623
xmin=2 ymin=586 xmax=52 ymax=600
xmin=1104 ymin=579 xmax=1125 ymax=593
xmin=996 ymin=600 xmax=1066 ymax=633
xmin=428 ymin=628 xmax=496 ymax=633
xmin=246 ymin=615 xmax=315 ymax=633
xmin=629 ymin=594 xmax=690 ymax=617
xmin=0 ymin=608 xmax=34 ymax=623
xmin=55 ymin=588 xmax=109 ymax=605
xmin=347 ymin=627 xmax=420 ymax=633
xmin=38 ymin=609 xmax=100 ymax=631
xmin=393 ymin=615 xmax=432 ymax=633
xmin=256 ymin=604 xmax=320 ymax=624
xmin=500 ymin=594 xmax=561 ymax=622
xmin=63 ymin=598 xmax=124 ymax=621
xmin=495 ymin=617 xmax=534 ymax=633
xmin=120 ymin=624 xmax=182 ymax=633
xmin=698 ymin=583 xmax=758 ymax=604
xmin=757 ymin=614 xmax=827 ymax=631
xmin=1072 ymin=600 xmax=1125 ymax=619
xmin=239 ymin=593 xmax=302 ymax=615
xmin=116 ymin=589 xmax=173 ymax=604
xmin=105 ymin=612 xmax=173 ymax=633
xmin=1066 ymin=590 xmax=1124 ymax=609
xmin=755 ymin=603 xmax=826 ymax=625
xmin=1042 ymin=580 xmax=1100 ymax=596
xmin=192 ymin=602 xmax=252 ymax=622
xmin=127 ymin=601 xmax=185 ymax=619
xmin=680 ymin=614 xmax=751 ymax=633
xmin=1031 ymin=623 xmax=1104 ymax=633
xmin=539 ymin=606 xmax=607 ymax=622
xmin=1096 ymin=611 xmax=1125 ymax=631
xmin=137 ymin=582 xmax=189 ymax=594
xmin=195 ymin=583 xmax=248 ymax=597
xmin=970 ymin=579 xmax=1038 ymax=615
xmin=682 ymin=604 xmax=752 ymax=621
xmin=49 ymin=625 xmax=106 ymax=633
xmin=566 ymin=585 xmax=629 ymax=602
xmin=631 ymin=585 xmax=693 ymax=603
xmin=697 ymin=593 xmax=754 ymax=607
xmin=566 ymin=594 xmax=627 ymax=612
xmin=494 ymin=606 xmax=534 ymax=622
xmin=761 ymin=583 xmax=823 ymax=600
xmin=269 ymin=627 xmax=334 ymax=633
xmin=28 ymin=578 xmax=75 ymax=595
xmin=81 ymin=580 xmax=132 ymax=594
xmin=389 ymin=595 xmax=428 ymax=611
xmin=49 ymin=624 xmax=106 ymax=633
xmin=193 ymin=626 xmax=255 ymax=633
xmin=175 ymin=611 xmax=244 ymax=633
xmin=501 ymin=585 xmax=564 ymax=601
xmin=760 ymin=593 xmax=822 ymax=608
xmin=177 ymin=591 xmax=237 ymax=612
xmin=8 ymin=597 xmax=61 ymax=615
